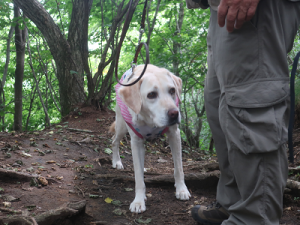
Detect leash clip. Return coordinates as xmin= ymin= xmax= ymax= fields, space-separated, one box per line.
xmin=138 ymin=28 xmax=145 ymax=45
xmin=131 ymin=61 xmax=136 ymax=70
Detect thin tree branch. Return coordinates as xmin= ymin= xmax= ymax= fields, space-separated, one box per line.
xmin=26 ymin=36 xmax=51 ymax=128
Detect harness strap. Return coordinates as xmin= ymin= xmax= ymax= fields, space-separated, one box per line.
xmin=288 ymin=51 xmax=300 ymax=164
xmin=126 ymin=122 xmax=144 ymax=139
xmin=126 ymin=122 xmax=169 ymax=139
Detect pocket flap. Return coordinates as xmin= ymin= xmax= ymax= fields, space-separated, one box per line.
xmin=225 ymin=78 xmax=289 ymax=108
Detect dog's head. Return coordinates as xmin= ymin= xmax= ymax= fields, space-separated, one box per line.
xmin=118 ymin=64 xmax=182 ymax=128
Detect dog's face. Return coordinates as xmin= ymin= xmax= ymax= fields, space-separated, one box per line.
xmin=118 ymin=64 xmax=182 ymax=128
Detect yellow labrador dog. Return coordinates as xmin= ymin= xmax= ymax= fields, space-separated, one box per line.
xmin=109 ymin=64 xmax=190 ymax=213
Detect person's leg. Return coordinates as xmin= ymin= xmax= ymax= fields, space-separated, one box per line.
xmin=210 ymin=0 xmax=300 ymax=224
xmin=219 ymin=96 xmax=289 ymax=224
xmin=191 ymin=14 xmax=240 ymax=225
xmin=204 ymin=20 xmax=241 ymax=210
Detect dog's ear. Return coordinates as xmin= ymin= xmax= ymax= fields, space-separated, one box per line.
xmin=168 ymin=72 xmax=182 ymax=99
xmin=118 ymin=81 xmax=142 ymax=115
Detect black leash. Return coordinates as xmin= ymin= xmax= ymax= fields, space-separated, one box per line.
xmin=115 ymin=0 xmax=149 ymax=87
xmin=288 ymin=51 xmax=300 ymax=164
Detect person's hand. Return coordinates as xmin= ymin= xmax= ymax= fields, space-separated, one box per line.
xmin=218 ymin=0 xmax=260 ymax=32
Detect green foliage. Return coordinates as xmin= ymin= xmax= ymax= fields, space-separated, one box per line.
xmin=1 ymin=0 xmax=299 ymax=153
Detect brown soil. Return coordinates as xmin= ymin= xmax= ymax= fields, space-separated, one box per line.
xmin=0 ymin=106 xmax=299 ymax=225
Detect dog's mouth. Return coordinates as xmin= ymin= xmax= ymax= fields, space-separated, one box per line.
xmin=167 ymin=119 xmax=180 ymax=127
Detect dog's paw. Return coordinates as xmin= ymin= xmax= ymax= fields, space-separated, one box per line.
xmin=112 ymin=161 xmax=124 ymax=170
xmin=129 ymin=200 xmax=146 ymax=213
xmin=175 ymin=186 xmax=191 ymax=200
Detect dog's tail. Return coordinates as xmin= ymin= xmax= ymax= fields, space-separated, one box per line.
xmin=109 ymin=121 xmax=116 ymax=133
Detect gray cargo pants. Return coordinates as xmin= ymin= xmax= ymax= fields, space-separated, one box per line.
xmin=205 ymin=0 xmax=300 ymax=224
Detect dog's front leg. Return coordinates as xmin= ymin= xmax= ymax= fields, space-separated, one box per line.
xmin=167 ymin=125 xmax=191 ymax=200
xmin=128 ymin=129 xmax=147 ymax=213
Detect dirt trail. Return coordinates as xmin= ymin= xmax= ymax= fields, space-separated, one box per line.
xmin=0 ymin=106 xmax=299 ymax=225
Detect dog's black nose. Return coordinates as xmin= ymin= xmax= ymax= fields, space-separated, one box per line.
xmin=168 ymin=108 xmax=178 ymax=120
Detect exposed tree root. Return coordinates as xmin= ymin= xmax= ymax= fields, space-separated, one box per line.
xmin=0 ymin=168 xmax=37 ymax=181
xmin=67 ymin=128 xmax=93 ymax=133
xmin=0 ymin=207 xmax=22 ymax=214
xmin=0 ymin=200 xmax=86 ymax=225
xmin=34 ymin=200 xmax=86 ymax=225
xmin=286 ymin=179 xmax=300 ymax=194
xmin=0 ymin=216 xmax=37 ymax=225
xmin=95 ymin=171 xmax=220 ymax=188
xmin=0 ymin=168 xmax=60 ymax=185
xmin=188 ymin=162 xmax=220 ymax=172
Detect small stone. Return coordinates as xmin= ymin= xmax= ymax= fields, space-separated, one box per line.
xmin=146 ymin=193 xmax=152 ymax=198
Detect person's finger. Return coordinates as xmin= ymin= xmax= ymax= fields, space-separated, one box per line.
xmin=245 ymin=0 xmax=260 ymax=21
xmin=234 ymin=5 xmax=247 ymax=29
xmin=218 ymin=1 xmax=229 ymax=28
xmin=225 ymin=6 xmax=239 ymax=32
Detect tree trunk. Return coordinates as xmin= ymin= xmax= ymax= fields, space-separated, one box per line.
xmin=87 ymin=0 xmax=139 ymax=107
xmin=13 ymin=0 xmax=92 ymax=117
xmin=172 ymin=3 xmax=184 ymax=76
xmin=0 ymin=26 xmax=14 ymax=131
xmin=13 ymin=5 xmax=27 ymax=132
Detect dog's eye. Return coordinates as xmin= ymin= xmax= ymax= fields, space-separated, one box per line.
xmin=169 ymin=88 xmax=175 ymax=95
xmin=147 ymin=92 xmax=157 ymax=99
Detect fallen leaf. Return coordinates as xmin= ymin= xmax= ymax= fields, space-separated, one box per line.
xmin=38 ymin=176 xmax=48 ymax=186
xmin=104 ymin=148 xmax=112 ymax=155
xmin=112 ymin=200 xmax=122 ymax=206
xmin=136 ymin=217 xmax=152 ymax=224
xmin=113 ymin=208 xmax=126 ymax=216
xmin=104 ymin=197 xmax=113 ymax=203
xmin=26 ymin=205 xmax=36 ymax=211
xmin=3 ymin=202 xmax=11 ymax=208
xmin=92 ymin=180 xmax=98 ymax=185
xmin=46 ymin=160 xmax=56 ymax=164
xmin=89 ymin=194 xmax=100 ymax=199
xmin=22 ymin=187 xmax=33 ymax=191
xmin=157 ymin=157 xmax=167 ymax=163
xmin=66 ymin=159 xmax=75 ymax=164
xmin=124 ymin=188 xmax=133 ymax=192
xmin=21 ymin=151 xmax=32 ymax=158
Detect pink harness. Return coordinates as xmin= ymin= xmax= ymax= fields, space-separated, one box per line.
xmin=115 ymin=69 xmax=177 ymax=139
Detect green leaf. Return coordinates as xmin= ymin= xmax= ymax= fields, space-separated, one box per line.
xmin=112 ymin=200 xmax=122 ymax=206
xmin=136 ymin=217 xmax=152 ymax=224
xmin=89 ymin=194 xmax=100 ymax=198
xmin=104 ymin=148 xmax=112 ymax=155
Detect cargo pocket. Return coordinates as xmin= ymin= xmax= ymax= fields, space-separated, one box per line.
xmin=224 ymin=78 xmax=290 ymax=154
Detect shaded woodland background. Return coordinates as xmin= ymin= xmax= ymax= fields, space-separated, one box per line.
xmin=0 ymin=0 xmax=299 ymax=151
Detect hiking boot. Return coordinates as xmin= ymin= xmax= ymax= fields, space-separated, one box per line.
xmin=191 ymin=202 xmax=229 ymax=225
